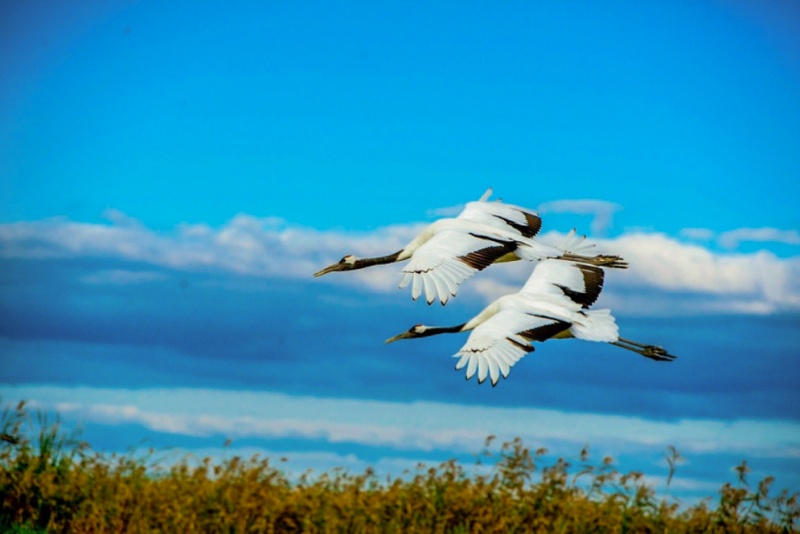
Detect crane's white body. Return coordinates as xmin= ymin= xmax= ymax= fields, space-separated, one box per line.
xmin=397 ymin=189 xmax=595 ymax=305
xmin=452 ymin=259 xmax=619 ymax=385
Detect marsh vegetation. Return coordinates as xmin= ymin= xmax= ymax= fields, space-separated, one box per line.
xmin=1 ymin=401 xmax=797 ymax=533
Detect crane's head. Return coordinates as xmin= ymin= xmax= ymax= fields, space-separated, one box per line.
xmin=313 ymin=255 xmax=358 ymax=277
xmin=385 ymin=324 xmax=431 ymax=343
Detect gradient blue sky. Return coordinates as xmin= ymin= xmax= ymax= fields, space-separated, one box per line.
xmin=1 ymin=0 xmax=799 ymax=503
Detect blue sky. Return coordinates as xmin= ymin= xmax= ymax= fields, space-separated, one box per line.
xmin=1 ymin=0 xmax=799 ymax=503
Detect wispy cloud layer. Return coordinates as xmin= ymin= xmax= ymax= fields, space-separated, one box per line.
xmin=600 ymin=233 xmax=800 ymax=314
xmin=718 ymin=228 xmax=800 ymax=249
xmin=0 ymin=212 xmax=417 ymax=293
xmin=4 ymin=385 xmax=799 ymax=460
xmin=681 ymin=227 xmax=800 ymax=250
xmin=1 ymin=212 xmax=798 ymax=314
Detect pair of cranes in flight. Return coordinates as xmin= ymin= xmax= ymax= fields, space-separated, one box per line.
xmin=314 ymin=189 xmax=675 ymax=386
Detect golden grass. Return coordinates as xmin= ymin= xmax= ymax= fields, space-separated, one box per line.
xmin=1 ymin=400 xmax=797 ymax=533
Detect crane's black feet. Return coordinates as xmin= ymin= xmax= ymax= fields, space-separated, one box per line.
xmin=613 ymin=339 xmax=677 ymax=362
xmin=560 ymin=253 xmax=628 ymax=269
xmin=591 ymin=255 xmax=629 ymax=269
xmin=641 ymin=345 xmax=677 ymax=362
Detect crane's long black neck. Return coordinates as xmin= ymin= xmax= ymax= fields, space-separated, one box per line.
xmin=354 ymin=250 xmax=403 ymax=269
xmin=420 ymin=323 xmax=468 ymax=337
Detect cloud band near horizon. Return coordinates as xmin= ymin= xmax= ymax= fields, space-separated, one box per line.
xmin=1 ymin=210 xmax=798 ymax=316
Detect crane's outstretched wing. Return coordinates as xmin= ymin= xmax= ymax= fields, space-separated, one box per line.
xmin=453 ymin=310 xmax=571 ymax=386
xmin=519 ymin=259 xmax=605 ymax=308
xmin=457 ymin=199 xmax=543 ymax=239
xmin=399 ymin=230 xmax=519 ymax=305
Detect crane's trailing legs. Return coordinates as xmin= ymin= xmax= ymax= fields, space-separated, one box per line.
xmin=612 ymin=337 xmax=676 ymax=361
xmin=560 ymin=252 xmax=628 ymax=269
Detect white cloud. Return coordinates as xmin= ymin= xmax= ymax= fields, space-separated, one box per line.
xmin=5 ymin=385 xmax=799 ymax=461
xmin=1 ymin=215 xmax=799 ymax=315
xmin=682 ymin=227 xmax=800 ymax=251
xmin=680 ymin=228 xmax=716 ymax=241
xmin=597 ymin=233 xmax=800 ymax=313
xmin=537 ymin=199 xmax=622 ymax=235
xmin=0 ymin=214 xmax=417 ymax=291
xmin=718 ymin=228 xmax=800 ymax=249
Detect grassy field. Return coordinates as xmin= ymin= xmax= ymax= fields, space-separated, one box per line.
xmin=1 ymin=400 xmax=797 ymax=533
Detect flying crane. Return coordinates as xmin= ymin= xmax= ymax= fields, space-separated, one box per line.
xmin=385 ymin=259 xmax=675 ymax=385
xmin=314 ymin=189 xmax=627 ymax=305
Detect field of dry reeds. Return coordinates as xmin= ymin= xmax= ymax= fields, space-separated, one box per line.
xmin=1 ymin=400 xmax=797 ymax=533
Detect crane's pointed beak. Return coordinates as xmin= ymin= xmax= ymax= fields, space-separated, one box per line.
xmin=313 ymin=263 xmax=341 ymax=277
xmin=385 ymin=331 xmax=413 ymax=344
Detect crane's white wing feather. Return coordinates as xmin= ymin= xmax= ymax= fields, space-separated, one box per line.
xmin=454 ymin=310 xmax=571 ymax=385
xmin=520 ymin=259 xmax=605 ymax=308
xmin=557 ymin=229 xmax=596 ymax=255
xmin=569 ymin=308 xmax=619 ymax=342
xmin=400 ymin=230 xmax=518 ymax=304
xmin=457 ymin=201 xmax=543 ymax=239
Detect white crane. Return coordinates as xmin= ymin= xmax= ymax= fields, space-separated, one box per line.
xmin=385 ymin=259 xmax=675 ymax=385
xmin=314 ymin=189 xmax=627 ymax=305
